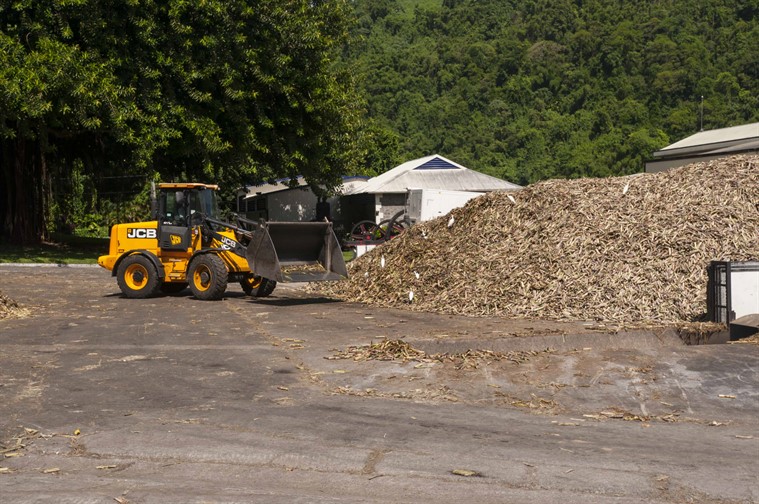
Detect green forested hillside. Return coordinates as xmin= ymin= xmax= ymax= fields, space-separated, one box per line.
xmin=344 ymin=0 xmax=758 ymax=184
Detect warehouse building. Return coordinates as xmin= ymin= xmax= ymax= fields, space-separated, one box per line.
xmin=237 ymin=175 xmax=368 ymax=224
xmin=342 ymin=154 xmax=521 ymax=225
xmin=238 ymin=154 xmax=520 ymax=236
xmin=645 ymin=122 xmax=759 ymax=173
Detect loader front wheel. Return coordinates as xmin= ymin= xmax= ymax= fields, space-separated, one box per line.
xmin=240 ymin=275 xmax=277 ymax=298
xmin=117 ymin=254 xmax=161 ymax=299
xmin=256 ymin=278 xmax=277 ymax=298
xmin=240 ymin=275 xmax=263 ymax=296
xmin=189 ymin=254 xmax=228 ymax=301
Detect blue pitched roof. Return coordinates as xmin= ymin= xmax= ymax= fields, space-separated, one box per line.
xmin=414 ymin=157 xmax=459 ymax=170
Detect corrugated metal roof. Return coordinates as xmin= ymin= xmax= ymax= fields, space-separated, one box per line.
xmin=245 ymin=176 xmax=307 ymax=196
xmin=653 ymin=122 xmax=759 ymax=158
xmin=243 ymin=175 xmax=369 ymax=198
xmin=344 ymin=154 xmax=521 ymax=195
xmin=711 ymin=138 xmax=759 ymax=154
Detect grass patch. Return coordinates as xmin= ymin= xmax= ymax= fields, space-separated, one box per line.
xmin=0 ymin=233 xmax=108 ymax=265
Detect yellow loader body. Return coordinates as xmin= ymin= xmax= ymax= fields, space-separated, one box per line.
xmin=97 ymin=183 xmax=346 ymax=300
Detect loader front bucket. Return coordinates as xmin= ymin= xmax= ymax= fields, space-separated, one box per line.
xmin=245 ymin=221 xmax=348 ymax=282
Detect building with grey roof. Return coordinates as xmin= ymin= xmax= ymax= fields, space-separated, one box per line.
xmin=237 ymin=154 xmax=521 ymax=238
xmin=646 ymin=122 xmax=759 ymax=173
xmin=342 ymin=154 xmax=521 ymax=226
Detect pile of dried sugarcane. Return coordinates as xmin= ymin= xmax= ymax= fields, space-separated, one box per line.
xmin=319 ymin=154 xmax=759 ymax=324
xmin=0 ymin=290 xmax=25 ymax=320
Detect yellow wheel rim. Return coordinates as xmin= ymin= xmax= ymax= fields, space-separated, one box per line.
xmin=193 ymin=265 xmax=212 ymax=292
xmin=124 ymin=263 xmax=150 ymax=290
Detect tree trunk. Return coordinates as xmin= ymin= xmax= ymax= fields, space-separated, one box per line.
xmin=0 ymin=140 xmax=11 ymax=241
xmin=37 ymin=134 xmax=51 ymax=243
xmin=11 ymin=138 xmax=31 ymax=244
xmin=0 ymin=131 xmax=50 ymax=245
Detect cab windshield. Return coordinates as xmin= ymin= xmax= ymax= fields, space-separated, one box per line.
xmin=193 ymin=187 xmax=220 ymax=220
xmin=160 ymin=186 xmax=220 ymax=226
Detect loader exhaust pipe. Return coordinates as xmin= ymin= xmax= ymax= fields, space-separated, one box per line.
xmin=245 ymin=221 xmax=348 ymax=282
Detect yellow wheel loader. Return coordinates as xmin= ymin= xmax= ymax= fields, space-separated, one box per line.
xmin=97 ymin=183 xmax=347 ymax=300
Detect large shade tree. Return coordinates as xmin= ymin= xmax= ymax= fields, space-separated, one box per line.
xmin=0 ymin=0 xmax=364 ymax=244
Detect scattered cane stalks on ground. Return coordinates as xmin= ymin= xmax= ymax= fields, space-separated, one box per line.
xmin=327 ymin=339 xmax=554 ymax=369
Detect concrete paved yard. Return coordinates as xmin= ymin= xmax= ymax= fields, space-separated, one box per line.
xmin=1 ymin=266 xmax=757 ymax=503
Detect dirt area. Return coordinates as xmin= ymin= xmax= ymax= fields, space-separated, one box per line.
xmin=247 ymin=298 xmax=756 ymax=429
xmin=0 ymin=265 xmax=757 ymax=503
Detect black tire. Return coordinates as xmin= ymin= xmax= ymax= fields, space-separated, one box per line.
xmin=188 ymin=254 xmax=228 ymax=300
xmin=160 ymin=282 xmax=188 ymax=295
xmin=256 ymin=278 xmax=277 ymax=298
xmin=240 ymin=274 xmax=263 ymax=296
xmin=240 ymin=275 xmax=277 ymax=297
xmin=116 ymin=254 xmax=161 ymax=299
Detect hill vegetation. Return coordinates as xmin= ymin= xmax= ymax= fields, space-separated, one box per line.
xmin=344 ymin=0 xmax=758 ymax=183
xmin=1 ymin=1 xmax=756 ymax=244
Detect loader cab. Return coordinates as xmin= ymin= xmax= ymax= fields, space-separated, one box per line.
xmin=155 ymin=183 xmax=221 ymax=251
xmin=157 ymin=183 xmax=221 ymax=227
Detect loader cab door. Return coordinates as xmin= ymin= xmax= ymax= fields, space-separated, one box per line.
xmin=157 ymin=189 xmax=193 ymax=251
xmin=161 ymin=190 xmax=190 ymax=227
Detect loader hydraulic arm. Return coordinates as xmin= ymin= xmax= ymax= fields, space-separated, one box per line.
xmin=196 ymin=215 xmax=250 ymax=259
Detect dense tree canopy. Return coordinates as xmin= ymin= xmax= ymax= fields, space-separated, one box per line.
xmin=344 ymin=0 xmax=758 ymax=183
xmin=0 ymin=0 xmax=363 ymax=243
xmin=2 ymin=0 xmax=756 ymax=243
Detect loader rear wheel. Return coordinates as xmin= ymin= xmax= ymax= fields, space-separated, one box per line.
xmin=117 ymin=255 xmax=161 ymax=299
xmin=189 ymin=254 xmax=228 ymax=301
xmin=240 ymin=275 xmax=277 ymax=297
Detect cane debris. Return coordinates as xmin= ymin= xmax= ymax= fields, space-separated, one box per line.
xmin=327 ymin=339 xmax=553 ymax=369
xmin=0 ymin=290 xmax=28 ymax=320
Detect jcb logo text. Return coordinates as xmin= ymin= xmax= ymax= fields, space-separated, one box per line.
xmin=127 ymin=228 xmax=157 ymax=239
xmin=220 ymin=236 xmax=237 ymax=250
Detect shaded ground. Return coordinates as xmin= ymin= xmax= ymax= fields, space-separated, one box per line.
xmin=0 ymin=265 xmax=757 ymax=503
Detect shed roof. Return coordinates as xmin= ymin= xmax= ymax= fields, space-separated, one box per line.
xmin=344 ymin=154 xmax=521 ymax=195
xmin=243 ymin=175 xmax=369 ymax=198
xmin=652 ymin=122 xmax=759 ymax=159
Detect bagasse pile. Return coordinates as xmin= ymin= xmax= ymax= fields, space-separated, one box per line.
xmin=0 ymin=290 xmax=25 ymax=320
xmin=319 ymin=154 xmax=759 ymax=324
